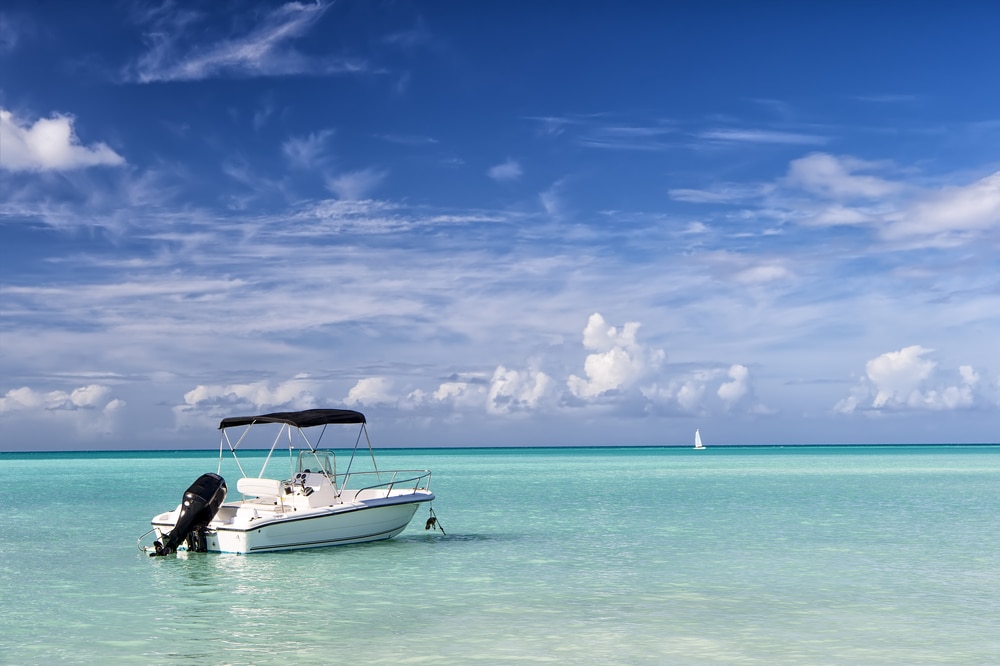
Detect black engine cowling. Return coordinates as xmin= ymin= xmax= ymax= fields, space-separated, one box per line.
xmin=151 ymin=473 xmax=227 ymax=556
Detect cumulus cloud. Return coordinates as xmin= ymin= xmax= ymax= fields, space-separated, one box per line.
xmin=344 ymin=377 xmax=395 ymax=406
xmin=644 ymin=369 xmax=719 ymax=414
xmin=430 ymin=378 xmax=488 ymax=409
xmin=835 ymin=346 xmax=984 ymax=413
xmin=178 ymin=375 xmax=320 ymax=417
xmin=487 ymin=365 xmax=552 ymax=414
xmin=643 ymin=365 xmax=764 ymax=415
xmin=717 ymin=364 xmax=750 ymax=405
xmin=0 ymin=108 xmax=125 ymax=172
xmin=567 ymin=313 xmax=665 ymax=399
xmin=408 ymin=366 xmax=552 ymax=415
xmin=0 ymin=384 xmax=126 ymax=437
xmin=867 ymin=345 xmax=937 ymax=408
xmin=786 ymin=153 xmax=900 ymax=200
xmin=488 ymin=158 xmax=523 ymax=182
xmin=0 ymin=383 xmax=121 ymax=413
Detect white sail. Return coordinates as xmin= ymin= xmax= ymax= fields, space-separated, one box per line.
xmin=694 ymin=429 xmax=705 ymax=449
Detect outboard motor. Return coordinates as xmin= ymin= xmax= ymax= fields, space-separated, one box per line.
xmin=151 ymin=473 xmax=227 ymax=557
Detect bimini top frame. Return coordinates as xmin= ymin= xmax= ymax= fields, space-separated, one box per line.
xmin=216 ymin=408 xmax=380 ymax=488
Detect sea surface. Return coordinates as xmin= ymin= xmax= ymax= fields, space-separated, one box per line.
xmin=1 ymin=445 xmax=999 ymax=664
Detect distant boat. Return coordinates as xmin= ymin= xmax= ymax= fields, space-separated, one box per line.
xmin=694 ymin=429 xmax=705 ymax=449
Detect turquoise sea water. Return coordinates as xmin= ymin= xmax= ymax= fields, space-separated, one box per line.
xmin=2 ymin=446 xmax=999 ymax=664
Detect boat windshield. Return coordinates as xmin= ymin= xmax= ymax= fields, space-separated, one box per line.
xmin=296 ymin=449 xmax=335 ymax=477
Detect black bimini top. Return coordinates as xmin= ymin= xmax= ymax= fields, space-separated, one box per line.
xmin=218 ymin=408 xmax=366 ymax=429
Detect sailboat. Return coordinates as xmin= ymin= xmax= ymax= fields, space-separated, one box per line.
xmin=694 ymin=428 xmax=705 ymax=449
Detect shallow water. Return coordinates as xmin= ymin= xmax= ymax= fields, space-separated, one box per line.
xmin=2 ymin=446 xmax=999 ymax=664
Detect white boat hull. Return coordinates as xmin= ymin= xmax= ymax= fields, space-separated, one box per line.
xmin=153 ymin=493 xmax=432 ymax=554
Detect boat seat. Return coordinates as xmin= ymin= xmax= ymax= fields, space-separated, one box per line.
xmin=236 ymin=477 xmax=284 ymax=498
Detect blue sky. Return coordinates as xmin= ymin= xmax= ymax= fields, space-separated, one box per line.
xmin=1 ymin=1 xmax=998 ymax=450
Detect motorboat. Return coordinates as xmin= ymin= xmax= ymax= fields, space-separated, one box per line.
xmin=140 ymin=408 xmax=437 ymax=555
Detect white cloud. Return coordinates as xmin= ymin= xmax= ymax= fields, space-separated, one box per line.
xmin=960 ymin=365 xmax=980 ymax=386
xmin=835 ymin=346 xmax=984 ymax=413
xmin=675 ymin=379 xmax=707 ymax=412
xmin=127 ymin=1 xmax=358 ymax=83
xmin=883 ymin=171 xmax=1000 ymax=240
xmin=668 ymin=183 xmax=771 ymax=204
xmin=717 ymin=364 xmax=750 ymax=405
xmin=0 ymin=384 xmax=126 ymax=438
xmin=179 ymin=375 xmax=320 ymax=413
xmin=70 ymin=384 xmax=113 ymax=408
xmin=643 ymin=366 xmax=759 ymax=415
xmin=786 ymin=153 xmax=901 ymax=200
xmin=488 ymin=158 xmax=523 ymax=182
xmin=0 ymin=13 xmax=26 ymax=54
xmin=0 ymin=383 xmax=121 ymax=413
xmin=527 ymin=115 xmax=575 ymax=137
xmin=567 ymin=313 xmax=665 ymax=399
xmin=431 ymin=380 xmax=487 ymax=409
xmin=733 ymin=264 xmax=793 ymax=284
xmin=867 ymin=345 xmax=936 ymax=407
xmin=645 ymin=370 xmax=721 ymax=414
xmin=803 ymin=203 xmax=876 ymax=227
xmin=326 ymin=168 xmax=387 ymax=200
xmin=0 ymin=108 xmax=125 ymax=172
xmin=283 ymin=129 xmax=335 ymax=169
xmin=700 ymin=128 xmax=828 ymax=145
xmin=487 ymin=365 xmax=552 ymax=414
xmin=540 ymin=180 xmax=566 ymax=217
xmin=344 ymin=377 xmax=395 ymax=406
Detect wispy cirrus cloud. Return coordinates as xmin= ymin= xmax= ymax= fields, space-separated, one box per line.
xmin=0 ymin=11 xmax=28 ymax=54
xmin=125 ymin=1 xmax=367 ymax=83
xmin=526 ymin=114 xmax=585 ymax=137
xmin=525 ymin=115 xmax=676 ymax=150
xmin=853 ymin=94 xmax=919 ymax=103
xmin=698 ymin=128 xmax=828 ymax=145
xmin=326 ymin=168 xmax=388 ymax=200
xmin=381 ymin=19 xmax=433 ymax=50
xmin=669 ymin=151 xmax=1000 ymax=250
xmin=283 ymin=129 xmax=335 ymax=170
xmin=883 ymin=171 xmax=1000 ymax=242
xmin=577 ymin=124 xmax=675 ymax=151
xmin=669 ymin=183 xmax=774 ymax=204
xmin=375 ymin=133 xmax=439 ymax=146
